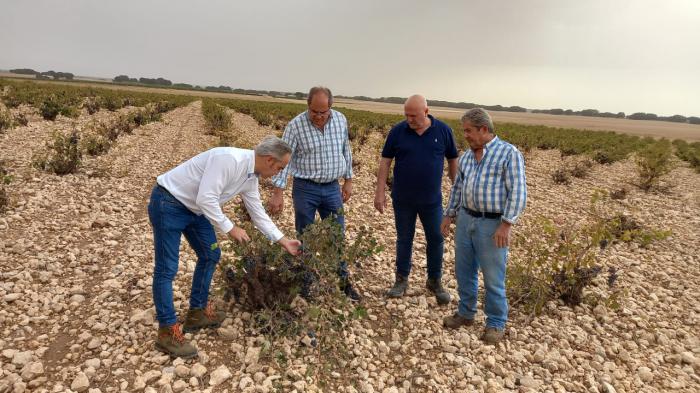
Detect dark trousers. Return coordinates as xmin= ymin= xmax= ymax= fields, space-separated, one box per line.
xmin=292 ymin=178 xmax=347 ymax=278
xmin=392 ymin=201 xmax=444 ymax=279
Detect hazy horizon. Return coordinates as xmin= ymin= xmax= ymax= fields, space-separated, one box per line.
xmin=1 ymin=0 xmax=699 ymax=117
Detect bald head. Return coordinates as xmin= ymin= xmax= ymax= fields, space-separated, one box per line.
xmin=404 ymin=94 xmax=430 ymax=132
xmin=404 ymin=94 xmax=428 ymax=111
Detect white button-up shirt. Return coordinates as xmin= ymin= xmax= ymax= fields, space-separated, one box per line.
xmin=157 ymin=147 xmax=284 ymax=241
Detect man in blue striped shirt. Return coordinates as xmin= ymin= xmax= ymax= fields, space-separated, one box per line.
xmin=269 ymin=86 xmax=359 ymax=301
xmin=441 ymin=108 xmax=527 ymax=344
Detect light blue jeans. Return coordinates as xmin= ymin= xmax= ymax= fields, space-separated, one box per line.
xmin=454 ymin=208 xmax=509 ymax=329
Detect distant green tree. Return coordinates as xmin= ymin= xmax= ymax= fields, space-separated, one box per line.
xmin=9 ymin=68 xmax=39 ymax=75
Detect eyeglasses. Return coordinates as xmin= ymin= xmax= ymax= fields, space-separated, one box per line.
xmin=309 ymin=108 xmax=331 ymax=117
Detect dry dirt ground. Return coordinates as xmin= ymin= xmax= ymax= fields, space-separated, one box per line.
xmin=0 ymin=101 xmax=699 ymax=393
xmin=2 ymin=74 xmax=698 ymax=142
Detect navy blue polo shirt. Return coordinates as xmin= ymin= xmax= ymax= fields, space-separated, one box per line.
xmin=381 ymin=115 xmax=459 ymax=205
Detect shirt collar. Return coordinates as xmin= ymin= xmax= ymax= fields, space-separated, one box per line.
xmin=247 ymin=150 xmax=258 ymax=179
xmin=484 ymin=135 xmax=499 ymax=150
xmin=467 ymin=135 xmax=499 ymax=158
xmin=406 ymin=114 xmax=435 ymax=135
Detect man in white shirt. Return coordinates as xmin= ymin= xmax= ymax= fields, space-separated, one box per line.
xmin=148 ymin=136 xmax=300 ymax=358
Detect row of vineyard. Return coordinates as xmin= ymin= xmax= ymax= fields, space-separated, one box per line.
xmin=0 ymin=78 xmax=195 ymax=122
xmin=209 ymin=97 xmax=700 ymax=171
xmin=2 ymin=78 xmax=698 ymax=172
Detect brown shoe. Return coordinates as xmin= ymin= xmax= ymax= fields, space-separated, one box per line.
xmin=155 ymin=323 xmax=197 ymax=358
xmin=443 ymin=312 xmax=474 ymax=329
xmin=481 ymin=327 xmax=505 ymax=344
xmin=182 ymin=302 xmax=226 ymax=333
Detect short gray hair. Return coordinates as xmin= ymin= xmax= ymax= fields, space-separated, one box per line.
xmin=254 ymin=136 xmax=292 ymax=160
xmin=307 ymin=86 xmax=333 ymax=107
xmin=461 ymin=108 xmax=494 ymax=134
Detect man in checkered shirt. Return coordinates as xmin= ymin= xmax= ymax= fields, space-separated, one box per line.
xmin=441 ymin=108 xmax=527 ymax=344
xmin=269 ymin=86 xmax=360 ymax=301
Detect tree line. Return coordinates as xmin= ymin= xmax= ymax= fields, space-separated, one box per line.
xmin=9 ymin=68 xmax=696 ymax=125
xmin=10 ymin=68 xmax=74 ymax=80
xmin=532 ymin=108 xmax=699 ymax=124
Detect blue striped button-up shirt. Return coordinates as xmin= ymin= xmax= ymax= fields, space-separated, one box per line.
xmin=445 ymin=136 xmax=527 ymax=224
xmin=271 ymin=109 xmax=353 ymax=188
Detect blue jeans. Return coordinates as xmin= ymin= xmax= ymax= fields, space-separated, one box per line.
xmin=148 ymin=185 xmax=221 ymax=328
xmin=393 ymin=201 xmax=444 ymax=279
xmin=454 ymin=208 xmax=509 ymax=329
xmin=292 ymin=178 xmax=347 ymax=278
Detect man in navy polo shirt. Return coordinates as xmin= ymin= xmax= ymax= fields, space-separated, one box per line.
xmin=374 ymin=95 xmax=458 ymax=304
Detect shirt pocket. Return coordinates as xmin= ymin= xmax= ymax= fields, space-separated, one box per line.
xmin=483 ymin=161 xmax=505 ymax=181
xmin=299 ymin=133 xmax=323 ymax=157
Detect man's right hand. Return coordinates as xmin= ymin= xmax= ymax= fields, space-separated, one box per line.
xmin=228 ymin=227 xmax=250 ymax=243
xmin=374 ymin=189 xmax=387 ymax=213
xmin=269 ymin=188 xmax=284 ymax=215
xmin=278 ymin=237 xmax=302 ymax=256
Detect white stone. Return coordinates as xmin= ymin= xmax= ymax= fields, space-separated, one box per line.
xmin=20 ymin=361 xmax=44 ymax=381
xmin=71 ymin=372 xmax=90 ymax=392
xmin=85 ymin=358 xmax=101 ymax=369
xmin=245 ymin=347 xmax=260 ymax=365
xmin=239 ymin=376 xmax=253 ymax=389
xmin=174 ymin=365 xmax=190 ymax=378
xmin=172 ymin=380 xmax=188 ymax=393
xmin=637 ymin=367 xmax=653 ymax=382
xmin=191 ymin=363 xmax=207 ymax=378
xmin=208 ymin=365 xmax=231 ymax=386
xmin=4 ymin=293 xmax=21 ymax=302
xmin=87 ymin=338 xmax=102 ymax=350
xmin=601 ymin=381 xmax=617 ymax=393
xmin=133 ymin=376 xmax=145 ymax=390
xmin=12 ymin=351 xmax=33 ymax=367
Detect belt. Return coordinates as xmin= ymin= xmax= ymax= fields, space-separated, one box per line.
xmin=294 ymin=177 xmax=337 ymax=186
xmin=464 ymin=207 xmax=502 ymax=219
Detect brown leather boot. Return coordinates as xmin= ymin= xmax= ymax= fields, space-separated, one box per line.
xmin=182 ymin=302 xmax=226 ymax=333
xmin=155 ymin=323 xmax=197 ymax=358
xmin=443 ymin=312 xmax=474 ymax=329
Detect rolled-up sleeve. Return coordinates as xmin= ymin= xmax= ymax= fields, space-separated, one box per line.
xmin=342 ymin=125 xmax=353 ymax=179
xmin=240 ymin=180 xmax=284 ymax=241
xmin=445 ymin=154 xmax=466 ymax=217
xmin=502 ymin=148 xmax=527 ymax=224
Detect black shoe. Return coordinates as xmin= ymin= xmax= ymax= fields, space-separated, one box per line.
xmin=426 ymin=277 xmax=451 ymax=305
xmin=341 ymin=281 xmax=361 ymax=302
xmin=386 ymin=274 xmax=408 ymax=298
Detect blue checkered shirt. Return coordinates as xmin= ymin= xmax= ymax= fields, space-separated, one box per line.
xmin=272 ymin=109 xmax=353 ymax=188
xmin=445 ymin=136 xmax=527 ymax=224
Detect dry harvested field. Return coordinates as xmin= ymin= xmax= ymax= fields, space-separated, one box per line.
xmin=2 ymin=73 xmax=698 ymax=141
xmin=331 ymin=100 xmax=700 ymax=142
xmin=0 ymin=93 xmax=699 ymax=393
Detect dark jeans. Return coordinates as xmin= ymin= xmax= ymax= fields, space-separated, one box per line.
xmin=292 ymin=177 xmax=347 ymax=278
xmin=392 ymin=200 xmax=444 ymax=279
xmin=148 ymin=185 xmax=221 ymax=328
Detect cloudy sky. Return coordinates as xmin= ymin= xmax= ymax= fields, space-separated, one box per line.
xmin=1 ymin=0 xmax=698 ymax=116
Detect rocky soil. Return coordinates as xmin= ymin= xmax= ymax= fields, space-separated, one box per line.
xmin=0 ymin=101 xmax=698 ymax=392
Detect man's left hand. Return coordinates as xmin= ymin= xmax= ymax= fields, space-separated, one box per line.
xmin=493 ymin=221 xmax=512 ymax=248
xmin=342 ymin=179 xmax=353 ymax=202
